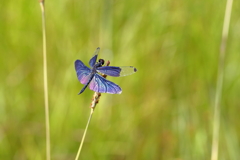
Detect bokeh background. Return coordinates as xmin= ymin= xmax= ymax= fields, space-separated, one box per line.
xmin=1 ymin=0 xmax=240 ymax=159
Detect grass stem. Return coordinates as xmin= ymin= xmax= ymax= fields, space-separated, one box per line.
xmin=40 ymin=1 xmax=51 ymax=160
xmin=211 ymin=0 xmax=233 ymax=160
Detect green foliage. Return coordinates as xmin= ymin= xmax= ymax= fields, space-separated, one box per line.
xmin=1 ymin=0 xmax=240 ymax=159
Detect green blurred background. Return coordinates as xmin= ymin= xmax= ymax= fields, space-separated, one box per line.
xmin=1 ymin=0 xmax=240 ymax=159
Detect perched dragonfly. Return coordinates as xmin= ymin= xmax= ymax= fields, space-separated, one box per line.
xmin=74 ymin=47 xmax=137 ymax=94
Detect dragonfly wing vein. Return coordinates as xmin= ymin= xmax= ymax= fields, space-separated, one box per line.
xmin=97 ymin=66 xmax=137 ymax=77
xmin=89 ymin=74 xmax=122 ymax=94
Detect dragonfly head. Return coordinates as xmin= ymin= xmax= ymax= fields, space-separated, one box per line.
xmin=98 ymin=59 xmax=105 ymax=66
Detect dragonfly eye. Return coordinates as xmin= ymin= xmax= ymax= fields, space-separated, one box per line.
xmin=99 ymin=59 xmax=105 ymax=65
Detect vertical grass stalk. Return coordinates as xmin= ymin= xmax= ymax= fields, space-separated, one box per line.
xmin=211 ymin=0 xmax=233 ymax=160
xmin=39 ymin=1 xmax=51 ymax=160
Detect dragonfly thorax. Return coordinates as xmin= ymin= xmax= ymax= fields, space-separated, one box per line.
xmin=91 ymin=59 xmax=105 ymax=74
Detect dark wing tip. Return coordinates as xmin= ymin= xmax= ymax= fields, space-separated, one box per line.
xmin=134 ymin=67 xmax=137 ymax=72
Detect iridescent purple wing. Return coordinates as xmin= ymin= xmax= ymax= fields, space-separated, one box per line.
xmin=97 ymin=66 xmax=137 ymax=77
xmin=89 ymin=73 xmax=122 ymax=94
xmin=89 ymin=47 xmax=100 ymax=68
xmin=75 ymin=60 xmax=92 ymax=84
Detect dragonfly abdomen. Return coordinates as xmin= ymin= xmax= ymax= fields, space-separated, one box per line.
xmin=78 ymin=73 xmax=95 ymax=94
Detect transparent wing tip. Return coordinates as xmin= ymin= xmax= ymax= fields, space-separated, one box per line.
xmin=93 ymin=47 xmax=100 ymax=55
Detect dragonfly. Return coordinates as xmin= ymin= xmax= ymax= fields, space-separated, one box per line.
xmin=74 ymin=47 xmax=137 ymax=94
